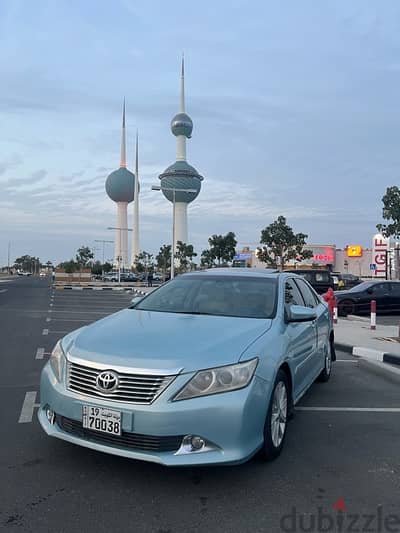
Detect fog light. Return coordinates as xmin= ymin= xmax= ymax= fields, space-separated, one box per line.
xmin=46 ymin=408 xmax=55 ymax=425
xmin=190 ymin=436 xmax=205 ymax=451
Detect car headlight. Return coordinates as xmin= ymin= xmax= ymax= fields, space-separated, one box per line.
xmin=172 ymin=358 xmax=258 ymax=401
xmin=49 ymin=340 xmax=66 ymax=382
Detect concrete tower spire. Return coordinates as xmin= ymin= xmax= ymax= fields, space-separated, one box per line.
xmin=180 ymin=54 xmax=185 ymax=113
xmin=159 ymin=57 xmax=204 ymax=254
xmin=131 ymin=130 xmax=140 ymax=265
xmin=105 ymin=99 xmax=135 ymax=269
xmin=120 ymin=98 xmax=127 ymax=168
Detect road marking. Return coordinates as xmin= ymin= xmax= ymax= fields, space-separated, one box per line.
xmin=49 ymin=303 xmax=53 ymax=306
xmin=47 ymin=330 xmax=70 ymax=334
xmin=50 ymin=318 xmax=92 ymax=323
xmin=46 ymin=317 xmax=51 ymax=322
xmin=35 ymin=347 xmax=46 ymax=359
xmin=18 ymin=392 xmax=40 ymax=423
xmin=0 ymin=289 xmax=7 ymax=294
xmin=335 ymin=359 xmax=358 ymax=363
xmin=296 ymin=407 xmax=400 ymax=412
xmin=42 ymin=329 xmax=49 ymax=335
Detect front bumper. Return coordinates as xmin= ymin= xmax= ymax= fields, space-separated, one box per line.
xmin=38 ymin=363 xmax=271 ymax=466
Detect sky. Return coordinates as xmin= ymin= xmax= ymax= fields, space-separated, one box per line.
xmin=0 ymin=0 xmax=399 ymax=266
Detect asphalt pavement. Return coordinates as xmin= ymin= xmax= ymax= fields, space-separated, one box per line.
xmin=1 ymin=277 xmax=400 ymax=533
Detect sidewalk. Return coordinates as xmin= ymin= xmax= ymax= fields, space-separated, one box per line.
xmin=334 ymin=315 xmax=400 ymax=366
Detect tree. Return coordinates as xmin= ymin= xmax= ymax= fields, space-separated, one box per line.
xmin=200 ymin=249 xmax=214 ymax=268
xmin=377 ymin=186 xmax=400 ymax=238
xmin=134 ymin=251 xmax=154 ymax=273
xmin=257 ymin=216 xmax=313 ymax=271
xmin=156 ymin=244 xmax=171 ymax=276
xmin=207 ymin=232 xmax=237 ymax=266
xmin=175 ymin=241 xmax=197 ymax=273
xmin=14 ymin=255 xmax=40 ymax=273
xmin=76 ymin=246 xmax=94 ymax=269
xmin=58 ymin=259 xmax=78 ymax=273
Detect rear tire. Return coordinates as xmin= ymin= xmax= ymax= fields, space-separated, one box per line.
xmin=259 ymin=370 xmax=289 ymax=461
xmin=317 ymin=339 xmax=333 ymax=382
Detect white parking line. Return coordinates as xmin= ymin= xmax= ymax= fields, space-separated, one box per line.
xmin=42 ymin=329 xmax=49 ymax=335
xmin=18 ymin=392 xmax=40 ymax=423
xmin=335 ymin=360 xmax=358 ymax=363
xmin=35 ymin=347 xmax=45 ymax=359
xmin=46 ymin=317 xmax=51 ymax=322
xmin=296 ymin=407 xmax=400 ymax=412
xmin=0 ymin=289 xmax=8 ymax=294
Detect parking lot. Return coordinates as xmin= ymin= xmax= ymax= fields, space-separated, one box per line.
xmin=1 ymin=277 xmax=400 ymax=533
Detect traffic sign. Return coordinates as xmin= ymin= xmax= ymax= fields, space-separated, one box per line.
xmin=370 ymin=264 xmax=376 ymax=270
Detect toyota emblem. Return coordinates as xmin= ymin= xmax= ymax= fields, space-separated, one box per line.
xmin=96 ymin=370 xmax=119 ymax=392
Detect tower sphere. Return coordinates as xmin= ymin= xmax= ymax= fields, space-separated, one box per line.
xmin=171 ymin=112 xmax=193 ymax=138
xmin=105 ymin=167 xmax=135 ymax=203
xmin=159 ymin=160 xmax=203 ymax=204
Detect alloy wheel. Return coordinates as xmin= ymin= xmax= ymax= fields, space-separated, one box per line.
xmin=270 ymin=381 xmax=288 ymax=448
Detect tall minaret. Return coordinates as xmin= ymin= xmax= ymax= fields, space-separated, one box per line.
xmin=131 ymin=131 xmax=140 ymax=265
xmin=105 ymin=100 xmax=135 ymax=269
xmin=159 ymin=56 xmax=204 ymax=250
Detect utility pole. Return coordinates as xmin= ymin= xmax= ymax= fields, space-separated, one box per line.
xmin=7 ymin=241 xmax=10 ymax=273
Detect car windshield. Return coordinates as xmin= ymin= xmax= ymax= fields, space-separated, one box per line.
xmin=134 ymin=275 xmax=278 ymax=319
xmin=348 ymin=281 xmax=373 ymax=292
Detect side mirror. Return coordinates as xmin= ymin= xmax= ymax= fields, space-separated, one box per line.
xmin=130 ymin=295 xmax=144 ymax=307
xmin=287 ymin=305 xmax=317 ymax=323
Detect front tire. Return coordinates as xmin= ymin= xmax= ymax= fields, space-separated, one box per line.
xmin=338 ymin=299 xmax=355 ymax=316
xmin=259 ymin=370 xmax=289 ymax=461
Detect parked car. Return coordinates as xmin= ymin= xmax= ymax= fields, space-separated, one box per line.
xmin=340 ymin=273 xmax=362 ymax=289
xmin=336 ymin=280 xmax=400 ymax=316
xmin=284 ymin=269 xmax=333 ymax=294
xmin=17 ymin=270 xmax=32 ymax=276
xmin=120 ymin=272 xmax=138 ymax=282
xmin=38 ymin=269 xmax=334 ymax=466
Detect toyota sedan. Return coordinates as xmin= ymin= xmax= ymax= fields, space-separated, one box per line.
xmin=38 ymin=269 xmax=335 ymax=466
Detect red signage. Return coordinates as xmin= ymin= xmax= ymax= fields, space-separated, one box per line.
xmin=372 ymin=234 xmax=389 ymax=278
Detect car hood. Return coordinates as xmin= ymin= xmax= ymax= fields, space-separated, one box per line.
xmin=63 ymin=309 xmax=272 ymax=373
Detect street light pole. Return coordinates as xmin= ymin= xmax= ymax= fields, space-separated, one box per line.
xmin=107 ymin=227 xmax=132 ymax=283
xmin=7 ymin=241 xmax=10 ymax=274
xmin=95 ymin=239 xmax=113 ymax=277
xmin=151 ymin=186 xmax=196 ymax=279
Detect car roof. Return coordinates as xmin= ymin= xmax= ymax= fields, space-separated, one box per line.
xmin=182 ymin=268 xmax=280 ymax=279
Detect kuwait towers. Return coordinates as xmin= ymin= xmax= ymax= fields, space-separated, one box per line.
xmin=159 ymin=57 xmax=204 ymax=249
xmin=105 ymin=101 xmax=137 ymax=269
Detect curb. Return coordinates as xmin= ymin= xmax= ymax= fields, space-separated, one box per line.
xmin=334 ymin=341 xmax=400 ymax=367
xmin=132 ymin=289 xmax=148 ymax=296
xmin=52 ymin=285 xmax=134 ymax=292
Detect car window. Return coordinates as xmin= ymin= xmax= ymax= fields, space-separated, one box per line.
xmin=315 ymin=272 xmax=330 ymax=282
xmin=390 ymin=283 xmax=400 ymax=296
xmin=135 ymin=275 xmax=278 ymax=319
xmin=285 ymin=279 xmax=305 ymax=307
xmin=370 ymin=283 xmax=390 ymax=295
xmin=294 ymin=278 xmax=319 ymax=308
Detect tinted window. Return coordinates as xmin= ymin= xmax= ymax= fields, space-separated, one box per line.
xmin=295 ymin=279 xmax=319 ymax=308
xmin=285 ymin=279 xmax=305 ymax=307
xmin=135 ymin=275 xmax=278 ymax=319
xmin=370 ymin=283 xmax=390 ymax=295
xmin=390 ymin=283 xmax=400 ymax=296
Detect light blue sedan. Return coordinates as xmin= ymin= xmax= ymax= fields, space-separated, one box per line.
xmin=38 ymin=269 xmax=335 ymax=466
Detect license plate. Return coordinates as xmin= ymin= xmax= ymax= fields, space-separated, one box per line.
xmin=82 ymin=405 xmax=122 ymax=436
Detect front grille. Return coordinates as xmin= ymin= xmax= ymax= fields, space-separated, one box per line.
xmin=58 ymin=416 xmax=182 ymax=452
xmin=67 ymin=361 xmax=175 ymax=404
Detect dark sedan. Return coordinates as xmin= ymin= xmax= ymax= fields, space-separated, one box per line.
xmin=336 ymin=280 xmax=400 ymax=316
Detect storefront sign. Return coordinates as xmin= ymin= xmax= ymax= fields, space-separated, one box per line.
xmin=372 ymin=233 xmax=389 ymax=278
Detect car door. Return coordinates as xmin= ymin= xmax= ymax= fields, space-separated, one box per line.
xmin=295 ymin=278 xmax=327 ymax=376
xmin=284 ymin=278 xmax=318 ymax=401
xmin=387 ymin=283 xmax=400 ymax=312
xmin=368 ymin=283 xmax=391 ymax=312
xmin=295 ymin=278 xmax=329 ymax=371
